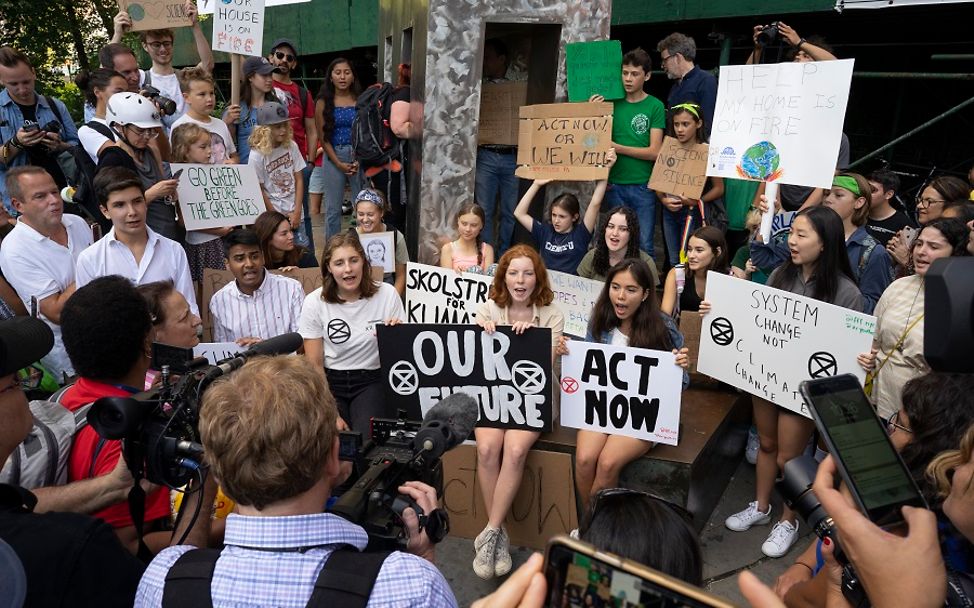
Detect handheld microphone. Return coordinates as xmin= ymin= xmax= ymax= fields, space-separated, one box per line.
xmin=413 ymin=392 xmax=479 ymax=460
xmin=211 ymin=332 xmax=304 ymax=376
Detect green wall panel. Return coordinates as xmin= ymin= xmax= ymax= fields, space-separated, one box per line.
xmin=610 ymin=0 xmax=835 ymax=25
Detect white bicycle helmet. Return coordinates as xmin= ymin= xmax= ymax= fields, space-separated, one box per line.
xmin=106 ymin=92 xmax=162 ymax=129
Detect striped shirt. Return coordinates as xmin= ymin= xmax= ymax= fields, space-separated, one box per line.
xmin=135 ymin=512 xmax=458 ymax=607
xmin=209 ymin=270 xmax=304 ymax=342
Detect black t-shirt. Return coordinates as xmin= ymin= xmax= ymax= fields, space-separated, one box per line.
xmin=16 ymin=101 xmax=68 ymax=189
xmin=0 ymin=484 xmax=145 ymax=607
xmin=866 ymin=209 xmax=915 ymax=247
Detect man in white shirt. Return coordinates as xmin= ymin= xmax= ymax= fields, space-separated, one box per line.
xmin=209 ymin=228 xmax=303 ymax=345
xmin=0 ymin=167 xmax=93 ymax=380
xmin=75 ymin=166 xmax=197 ymax=314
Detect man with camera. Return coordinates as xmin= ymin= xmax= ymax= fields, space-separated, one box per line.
xmin=0 ymin=47 xmax=80 ymax=214
xmin=135 ymin=354 xmax=457 ymax=607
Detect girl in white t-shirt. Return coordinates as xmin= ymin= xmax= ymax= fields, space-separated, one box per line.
xmin=299 ymin=231 xmax=404 ymax=432
xmin=170 ymin=123 xmax=230 ymax=280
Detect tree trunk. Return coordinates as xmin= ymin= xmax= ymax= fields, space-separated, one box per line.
xmin=90 ymin=0 xmax=117 ymax=40
xmin=62 ymin=0 xmax=91 ymax=69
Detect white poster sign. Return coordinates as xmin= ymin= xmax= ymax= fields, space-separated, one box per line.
xmin=198 ymin=0 xmax=308 ymax=14
xmin=548 ymin=270 xmax=603 ymax=338
xmin=212 ymin=0 xmax=265 ymax=57
xmin=172 ymin=163 xmax=264 ymax=230
xmin=359 ymin=231 xmax=395 ymax=273
xmin=707 ymin=59 xmax=854 ymax=189
xmin=697 ymin=272 xmax=876 ymax=417
xmin=404 ymin=262 xmax=492 ymax=324
xmin=560 ymin=341 xmax=683 ymax=446
xmin=193 ymin=342 xmax=244 ymax=365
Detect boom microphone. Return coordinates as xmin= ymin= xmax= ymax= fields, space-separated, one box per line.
xmin=211 ymin=332 xmax=304 ymax=376
xmin=413 ymin=392 xmax=479 ymax=459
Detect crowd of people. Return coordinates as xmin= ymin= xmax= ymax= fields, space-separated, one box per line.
xmin=1 ymin=8 xmax=974 ymax=608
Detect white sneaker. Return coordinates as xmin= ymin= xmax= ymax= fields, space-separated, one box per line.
xmin=745 ymin=426 xmax=759 ymax=465
xmin=761 ymin=519 xmax=799 ymax=558
xmin=725 ymin=501 xmax=772 ymax=532
xmin=473 ymin=527 xmax=500 ymax=579
xmin=494 ymin=527 xmax=512 ymax=577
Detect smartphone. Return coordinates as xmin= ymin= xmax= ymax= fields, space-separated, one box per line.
xmin=171 ymin=168 xmax=185 ymax=180
xmin=544 ymin=536 xmax=735 ymax=608
xmin=901 ymin=226 xmax=919 ymax=250
xmin=800 ymin=374 xmax=927 ymax=528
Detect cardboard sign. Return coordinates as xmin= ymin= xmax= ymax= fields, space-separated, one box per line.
xmin=404 ymin=262 xmax=492 ymax=324
xmin=197 ymin=0 xmax=308 ymax=13
xmin=120 ymin=0 xmax=192 ymax=31
xmin=697 ymin=272 xmax=876 ymax=417
xmin=478 ymin=81 xmax=528 ymax=146
xmin=212 ymin=0 xmax=265 ymax=57
xmin=193 ymin=342 xmax=244 ymax=365
xmin=648 ymin=136 xmax=709 ymax=200
xmin=378 ymin=324 xmax=553 ymax=432
xmin=515 ymin=102 xmax=614 ymax=181
xmin=359 ymin=231 xmax=395 ymax=273
xmin=441 ymin=443 xmax=577 ymax=550
xmin=565 ymin=40 xmax=625 ymax=103
xmin=707 ymin=60 xmax=854 ymax=189
xmin=560 ymin=342 xmax=683 ymax=445
xmin=679 ymin=311 xmax=703 ymax=373
xmin=171 ymin=164 xmax=263 ymax=230
xmin=548 ymin=270 xmax=602 ymax=338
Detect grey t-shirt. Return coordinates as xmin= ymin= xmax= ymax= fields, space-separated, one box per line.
xmin=766 ymin=266 xmax=862 ymax=312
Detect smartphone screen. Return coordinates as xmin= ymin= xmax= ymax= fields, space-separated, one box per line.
xmin=801 ymin=374 xmax=926 ymax=526
xmin=545 ymin=540 xmax=729 ymax=608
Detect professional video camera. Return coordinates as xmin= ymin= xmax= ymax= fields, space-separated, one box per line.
xmin=140 ymin=85 xmax=178 ymax=117
xmin=329 ymin=392 xmax=479 ymax=549
xmin=87 ymin=333 xmax=303 ymax=488
xmin=755 ymin=21 xmax=782 ymax=47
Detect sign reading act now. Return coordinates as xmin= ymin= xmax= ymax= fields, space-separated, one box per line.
xmin=515 ymin=102 xmax=614 ymax=181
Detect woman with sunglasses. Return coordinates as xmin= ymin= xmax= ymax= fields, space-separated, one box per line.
xmin=887 ymin=176 xmax=969 ymax=273
xmin=858 ymin=218 xmax=971 ymax=420
xmin=98 ymin=92 xmax=181 ymax=242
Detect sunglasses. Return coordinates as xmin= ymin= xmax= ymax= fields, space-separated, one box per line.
xmin=274 ymin=51 xmax=296 ymax=62
xmin=580 ymin=488 xmax=692 ymax=536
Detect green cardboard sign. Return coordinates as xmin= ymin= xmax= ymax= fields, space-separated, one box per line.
xmin=566 ymin=40 xmax=625 ymax=103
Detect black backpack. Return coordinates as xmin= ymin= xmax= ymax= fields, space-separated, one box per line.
xmin=67 ymin=122 xmax=116 ymax=233
xmin=351 ymin=83 xmax=401 ymax=167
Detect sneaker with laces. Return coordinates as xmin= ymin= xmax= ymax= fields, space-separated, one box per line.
xmin=474 ymin=525 xmax=497 ymax=551
xmin=745 ymin=426 xmax=759 ymax=465
xmin=473 ymin=527 xmax=499 ymax=579
xmin=724 ymin=501 xmax=772 ymax=532
xmin=762 ymin=519 xmax=799 ymax=558
xmin=494 ymin=527 xmax=512 ymax=577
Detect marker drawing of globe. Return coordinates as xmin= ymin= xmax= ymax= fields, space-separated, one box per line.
xmin=737 ymin=141 xmax=783 ymax=181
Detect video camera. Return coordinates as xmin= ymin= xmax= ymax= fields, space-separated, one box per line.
xmin=329 ymin=392 xmax=478 ymax=549
xmin=140 ymin=85 xmax=178 ymax=117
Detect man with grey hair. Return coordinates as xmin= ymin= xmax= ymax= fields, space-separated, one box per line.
xmin=657 ymin=33 xmax=717 ymax=137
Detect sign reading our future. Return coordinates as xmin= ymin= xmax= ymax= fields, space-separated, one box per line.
xmin=171 ymin=163 xmax=263 ymax=231
xmin=378 ymin=324 xmax=553 ymax=433
xmin=560 ymin=342 xmax=683 ymax=445
xmin=706 ymin=59 xmax=854 ymax=189
xmin=697 ymin=272 xmax=876 ymax=418
xmin=515 ymin=102 xmax=614 ymax=181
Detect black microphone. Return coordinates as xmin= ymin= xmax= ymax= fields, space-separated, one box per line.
xmin=211 ymin=332 xmax=304 ymax=376
xmin=413 ymin=392 xmax=479 ymax=460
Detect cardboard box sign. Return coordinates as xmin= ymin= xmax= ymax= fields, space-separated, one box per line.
xmin=515 ymin=102 xmax=614 ymax=181
xmin=565 ymin=40 xmax=625 ymax=103
xmin=648 ymin=137 xmax=710 ymax=200
xmin=478 ymin=81 xmax=529 ymax=146
xmin=378 ymin=324 xmax=553 ymax=433
xmin=679 ymin=311 xmax=703 ymax=374
xmin=120 ymin=0 xmax=193 ymax=31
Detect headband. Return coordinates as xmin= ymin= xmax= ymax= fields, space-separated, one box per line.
xmin=670 ymin=103 xmax=701 ymax=119
xmin=832 ymin=175 xmax=861 ymax=197
xmin=354 ymin=189 xmax=383 ymax=208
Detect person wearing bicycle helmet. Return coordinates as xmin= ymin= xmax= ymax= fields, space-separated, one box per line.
xmin=99 ymin=92 xmax=181 ymax=242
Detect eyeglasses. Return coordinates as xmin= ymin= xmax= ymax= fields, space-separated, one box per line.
xmin=886 ymin=411 xmax=912 ymax=436
xmin=274 ymin=51 xmax=296 ymax=62
xmin=580 ymin=488 xmax=692 ymax=536
xmin=125 ymin=125 xmax=159 ymax=140
xmin=916 ymin=196 xmax=946 ymax=209
xmin=661 ymin=53 xmax=679 ymax=64
xmin=147 ymin=41 xmax=173 ymax=50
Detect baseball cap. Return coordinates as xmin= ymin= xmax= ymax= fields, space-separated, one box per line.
xmin=270 ymin=38 xmax=298 ymax=56
xmin=257 ymin=102 xmax=290 ymax=126
xmin=0 ymin=317 xmax=54 ymax=377
xmin=243 ymin=56 xmax=282 ymax=77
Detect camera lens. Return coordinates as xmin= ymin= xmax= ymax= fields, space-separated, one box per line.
xmin=88 ymin=396 xmax=147 ymax=440
xmin=756 ymin=23 xmax=780 ymax=47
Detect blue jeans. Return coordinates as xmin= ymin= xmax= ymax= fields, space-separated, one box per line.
xmin=661 ymin=205 xmax=700 ymax=266
xmin=475 ymin=148 xmax=519 ymax=254
xmin=313 ymin=144 xmax=361 ymax=240
xmin=604 ymin=183 xmax=658 ymax=260
xmin=301 ymin=165 xmax=314 ymax=252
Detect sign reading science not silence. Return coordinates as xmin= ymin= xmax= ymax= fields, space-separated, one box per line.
xmin=171 ymin=163 xmax=264 ymax=231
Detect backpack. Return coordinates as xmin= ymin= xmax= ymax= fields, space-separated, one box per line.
xmin=65 ymin=121 xmax=116 ymax=233
xmin=351 ymin=82 xmax=401 ymax=167
xmin=855 ymin=234 xmax=880 ymax=283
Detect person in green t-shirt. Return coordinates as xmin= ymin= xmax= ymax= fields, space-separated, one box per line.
xmin=590 ymin=48 xmax=665 ymax=259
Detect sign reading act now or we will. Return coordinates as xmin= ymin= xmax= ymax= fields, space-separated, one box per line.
xmin=515 ymin=102 xmax=614 ymax=181
xmin=171 ymin=163 xmax=263 ymax=231
xmin=697 ymin=272 xmax=875 ymax=418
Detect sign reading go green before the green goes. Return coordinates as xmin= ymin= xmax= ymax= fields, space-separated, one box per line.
xmin=171 ymin=163 xmax=264 ymax=231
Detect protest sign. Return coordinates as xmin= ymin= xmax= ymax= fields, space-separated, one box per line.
xmin=193 ymin=342 xmax=244 ymax=365
xmin=478 ymin=81 xmax=528 ymax=146
xmin=771 ymin=210 xmax=797 ymax=237
xmin=171 ymin=163 xmax=263 ymax=231
xmin=679 ymin=311 xmax=703 ymax=373
xmin=560 ymin=342 xmax=683 ymax=445
xmin=212 ymin=0 xmax=265 ymax=57
xmin=359 ymin=231 xmax=395 ymax=273
xmin=648 ymin=136 xmax=709 ymax=200
xmin=197 ymin=0 xmax=307 ymax=13
xmin=515 ymin=102 xmax=614 ymax=181
xmin=565 ymin=40 xmax=625 ymax=103
xmin=404 ymin=262 xmax=491 ymax=324
xmin=707 ymin=60 xmax=854 ymax=189
xmin=120 ymin=0 xmax=192 ymax=31
xmin=697 ymin=272 xmax=876 ymax=417
xmin=547 ymin=270 xmax=602 ymax=338
xmin=378 ymin=324 xmax=553 ymax=432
